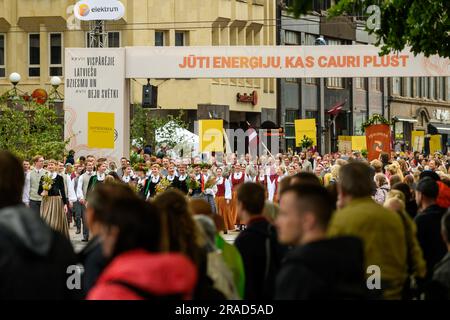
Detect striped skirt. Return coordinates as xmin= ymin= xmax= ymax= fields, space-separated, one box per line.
xmin=40 ymin=196 xmax=69 ymax=238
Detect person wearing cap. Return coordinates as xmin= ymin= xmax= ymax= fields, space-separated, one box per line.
xmin=415 ymin=177 xmax=448 ymax=280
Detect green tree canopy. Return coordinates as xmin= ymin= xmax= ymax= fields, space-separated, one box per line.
xmin=288 ymin=0 xmax=449 ymax=58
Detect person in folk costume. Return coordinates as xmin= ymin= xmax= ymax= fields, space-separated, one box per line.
xmin=193 ymin=163 xmax=202 ymax=182
xmin=38 ymin=159 xmax=69 ymax=238
xmin=76 ymin=161 xmax=95 ymax=242
xmin=148 ymin=163 xmax=162 ymax=198
xmin=165 ymin=164 xmax=179 ymax=189
xmin=176 ymin=164 xmax=189 ymax=194
xmin=200 ymin=163 xmax=217 ymax=214
xmin=87 ymin=161 xmax=108 ymax=196
xmin=188 ymin=169 xmax=202 ymax=198
xmin=269 ymin=166 xmax=286 ymax=204
xmin=58 ymin=162 xmax=73 ymax=226
xmin=256 ymin=167 xmax=269 ymax=200
xmin=133 ymin=164 xmax=151 ymax=200
xmin=214 ymin=167 xmax=233 ymax=232
xmin=230 ymin=163 xmax=246 ymax=231
xmin=121 ymin=164 xmax=134 ymax=186
xmin=245 ymin=162 xmax=258 ymax=183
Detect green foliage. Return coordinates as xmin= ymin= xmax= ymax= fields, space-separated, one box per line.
xmin=361 ymin=113 xmax=391 ymax=133
xmin=289 ymin=0 xmax=449 ymax=58
xmin=130 ymin=104 xmax=187 ymax=152
xmin=0 ymin=101 xmax=69 ymax=160
xmin=299 ymin=135 xmax=314 ymax=149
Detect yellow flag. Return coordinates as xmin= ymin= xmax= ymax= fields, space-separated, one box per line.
xmin=351 ymin=136 xmax=367 ymax=151
xmin=411 ymin=131 xmax=425 ymax=153
xmin=429 ymin=135 xmax=442 ymax=154
xmin=199 ymin=120 xmax=224 ymax=152
xmin=88 ymin=112 xmax=115 ymax=149
xmin=295 ymin=119 xmax=317 ymax=147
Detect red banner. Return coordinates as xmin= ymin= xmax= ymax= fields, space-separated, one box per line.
xmin=365 ymin=124 xmax=391 ymax=161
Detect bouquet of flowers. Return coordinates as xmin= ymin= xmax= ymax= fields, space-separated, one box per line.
xmin=155 ymin=178 xmax=172 ymax=195
xmin=300 ymin=135 xmax=314 ymax=150
xmin=42 ymin=175 xmax=54 ymax=192
xmin=187 ymin=178 xmax=200 ymax=193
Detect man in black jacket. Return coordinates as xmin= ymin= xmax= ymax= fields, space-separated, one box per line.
xmin=415 ymin=177 xmax=447 ymax=280
xmin=274 ymin=184 xmax=368 ymax=300
xmin=0 ymin=150 xmax=79 ymax=300
xmin=234 ymin=183 xmax=285 ymax=300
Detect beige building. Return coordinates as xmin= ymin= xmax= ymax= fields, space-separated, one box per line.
xmin=0 ymin=0 xmax=277 ymax=129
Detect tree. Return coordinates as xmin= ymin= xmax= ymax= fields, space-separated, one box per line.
xmin=130 ymin=104 xmax=188 ymax=152
xmin=0 ymin=101 xmax=69 ymax=160
xmin=288 ymin=0 xmax=449 ymax=58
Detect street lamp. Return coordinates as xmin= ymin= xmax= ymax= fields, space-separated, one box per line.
xmin=315 ymin=36 xmax=327 ymax=154
xmin=49 ymin=76 xmax=63 ymax=100
xmin=9 ymin=72 xmax=21 ymax=98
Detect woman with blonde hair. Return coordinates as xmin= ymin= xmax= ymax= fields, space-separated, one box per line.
xmin=38 ymin=159 xmax=69 ymax=237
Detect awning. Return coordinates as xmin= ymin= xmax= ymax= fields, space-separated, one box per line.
xmin=428 ymin=122 xmax=450 ymax=135
xmin=392 ymin=116 xmax=418 ymax=123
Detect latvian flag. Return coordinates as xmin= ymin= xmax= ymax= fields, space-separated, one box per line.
xmin=247 ymin=121 xmax=259 ymax=156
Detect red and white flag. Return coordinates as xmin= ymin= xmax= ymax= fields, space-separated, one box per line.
xmin=247 ymin=121 xmax=258 ymax=156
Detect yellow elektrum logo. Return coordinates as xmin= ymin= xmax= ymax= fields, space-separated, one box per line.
xmin=79 ymin=4 xmax=90 ymax=16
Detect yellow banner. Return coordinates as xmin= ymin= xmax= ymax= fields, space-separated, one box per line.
xmin=351 ymin=136 xmax=367 ymax=151
xmin=87 ymin=112 xmax=115 ymax=149
xmin=199 ymin=120 xmax=224 ymax=152
xmin=295 ymin=119 xmax=317 ymax=147
xmin=338 ymin=136 xmax=352 ymax=153
xmin=411 ymin=131 xmax=425 ymax=153
xmin=429 ymin=135 xmax=442 ymax=154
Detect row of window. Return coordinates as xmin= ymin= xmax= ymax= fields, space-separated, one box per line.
xmin=392 ymin=77 xmax=448 ymax=101
xmin=0 ymin=31 xmax=188 ymax=78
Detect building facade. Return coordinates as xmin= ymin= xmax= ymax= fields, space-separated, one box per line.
xmin=0 ymin=0 xmax=277 ymax=132
xmin=278 ymin=0 xmax=449 ymax=154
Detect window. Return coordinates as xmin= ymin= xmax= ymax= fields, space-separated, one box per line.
xmin=49 ymin=33 xmax=63 ymax=77
xmin=285 ymin=109 xmax=298 ymax=150
xmin=412 ymin=77 xmax=420 ymax=97
xmin=428 ymin=77 xmax=435 ymax=100
xmin=401 ymin=77 xmax=411 ymax=97
xmin=304 ymin=34 xmax=317 ymax=85
xmin=355 ymin=78 xmax=367 ymax=90
xmin=29 ymin=34 xmax=40 ymax=77
xmin=108 ymin=32 xmax=120 ymax=48
xmin=354 ymin=113 xmax=366 ymax=136
xmin=285 ymin=31 xmax=300 ymax=45
xmin=175 ymin=32 xmax=186 ymax=46
xmin=326 ymin=39 xmax=343 ymax=88
xmin=392 ymin=77 xmax=401 ymax=95
xmin=0 ymin=34 xmax=5 ymax=78
xmin=437 ymin=77 xmax=445 ymax=100
xmin=371 ymin=78 xmax=381 ymax=91
xmin=421 ymin=77 xmax=428 ymax=98
xmin=155 ymin=31 xmax=165 ymax=46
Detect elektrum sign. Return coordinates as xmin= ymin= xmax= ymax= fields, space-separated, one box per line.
xmin=74 ymin=0 xmax=125 ymax=21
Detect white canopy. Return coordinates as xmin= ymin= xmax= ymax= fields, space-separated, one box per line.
xmin=155 ymin=121 xmax=199 ymax=158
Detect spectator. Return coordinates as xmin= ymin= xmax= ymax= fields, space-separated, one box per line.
xmin=154 ymin=189 xmax=225 ymax=300
xmin=234 ymin=183 xmax=286 ymax=300
xmin=328 ymin=162 xmax=408 ymax=299
xmin=415 ymin=177 xmax=447 ymax=280
xmin=189 ymin=198 xmax=245 ymax=299
xmin=0 ymin=150 xmax=78 ymax=299
xmin=389 ymin=174 xmax=402 ymax=188
xmin=87 ymin=190 xmax=197 ymax=300
xmin=392 ymin=182 xmax=419 ymax=219
xmin=374 ymin=173 xmax=390 ymax=204
xmin=429 ymin=211 xmax=450 ymax=299
xmin=275 ymin=184 xmax=367 ymax=299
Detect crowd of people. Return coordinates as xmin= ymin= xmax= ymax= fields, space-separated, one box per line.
xmin=0 ymin=148 xmax=449 ymax=300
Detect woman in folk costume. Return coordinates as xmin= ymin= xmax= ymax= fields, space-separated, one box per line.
xmin=176 ymin=164 xmax=189 ymax=194
xmin=133 ymin=163 xmax=151 ymax=200
xmin=121 ymin=164 xmax=134 ymax=186
xmin=200 ymin=164 xmax=217 ymax=214
xmin=244 ymin=162 xmax=257 ymax=182
xmin=256 ymin=167 xmax=269 ymax=200
xmin=148 ymin=163 xmax=162 ymax=198
xmin=214 ymin=167 xmax=233 ymax=232
xmin=38 ymin=159 xmax=69 ymax=238
xmin=267 ymin=166 xmax=286 ymax=203
xmin=87 ymin=161 xmax=108 ymax=195
xmin=230 ymin=163 xmax=246 ymax=231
